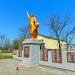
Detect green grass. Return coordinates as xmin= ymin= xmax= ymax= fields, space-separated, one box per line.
xmin=0 ymin=50 xmax=11 ymax=53
xmin=0 ymin=53 xmax=12 ymax=59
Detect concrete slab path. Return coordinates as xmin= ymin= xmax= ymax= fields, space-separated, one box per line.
xmin=0 ymin=59 xmax=75 ymax=75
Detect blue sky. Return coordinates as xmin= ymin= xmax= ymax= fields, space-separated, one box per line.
xmin=0 ymin=0 xmax=75 ymax=42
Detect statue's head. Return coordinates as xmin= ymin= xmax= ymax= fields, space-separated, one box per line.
xmin=30 ymin=13 xmax=34 ymax=17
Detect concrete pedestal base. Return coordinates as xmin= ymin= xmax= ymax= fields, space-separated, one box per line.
xmin=19 ymin=39 xmax=44 ymax=67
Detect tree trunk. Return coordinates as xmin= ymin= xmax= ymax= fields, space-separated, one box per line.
xmin=56 ymin=32 xmax=62 ymax=63
xmin=58 ymin=40 xmax=62 ymax=63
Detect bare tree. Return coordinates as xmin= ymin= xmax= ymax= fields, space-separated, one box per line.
xmin=19 ymin=25 xmax=29 ymax=39
xmin=0 ymin=35 xmax=6 ymax=48
xmin=19 ymin=25 xmax=30 ymax=46
xmin=4 ymin=37 xmax=10 ymax=50
xmin=47 ymin=14 xmax=75 ymax=62
xmin=12 ymin=39 xmax=19 ymax=50
xmin=0 ymin=35 xmax=10 ymax=50
xmin=17 ymin=25 xmax=29 ymax=57
xmin=64 ymin=27 xmax=75 ymax=51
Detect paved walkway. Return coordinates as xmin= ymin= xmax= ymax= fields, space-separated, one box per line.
xmin=0 ymin=59 xmax=75 ymax=75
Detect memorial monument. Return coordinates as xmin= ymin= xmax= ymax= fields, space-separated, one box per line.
xmin=19 ymin=12 xmax=44 ymax=67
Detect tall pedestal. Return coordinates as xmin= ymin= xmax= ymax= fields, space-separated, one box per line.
xmin=19 ymin=39 xmax=44 ymax=67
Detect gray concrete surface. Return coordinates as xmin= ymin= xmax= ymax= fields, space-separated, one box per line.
xmin=0 ymin=59 xmax=75 ymax=75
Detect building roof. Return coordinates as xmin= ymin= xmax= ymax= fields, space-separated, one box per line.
xmin=38 ymin=34 xmax=64 ymax=41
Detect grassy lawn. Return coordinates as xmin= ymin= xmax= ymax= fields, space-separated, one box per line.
xmin=0 ymin=50 xmax=12 ymax=59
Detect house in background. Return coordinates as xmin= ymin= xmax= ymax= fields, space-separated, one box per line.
xmin=13 ymin=34 xmax=65 ymax=60
xmin=13 ymin=34 xmax=75 ymax=71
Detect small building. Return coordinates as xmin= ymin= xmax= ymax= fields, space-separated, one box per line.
xmin=13 ymin=34 xmax=75 ymax=71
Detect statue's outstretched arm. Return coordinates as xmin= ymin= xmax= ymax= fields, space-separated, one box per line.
xmin=26 ymin=11 xmax=30 ymax=19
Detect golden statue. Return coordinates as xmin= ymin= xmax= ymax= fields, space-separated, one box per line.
xmin=26 ymin=12 xmax=39 ymax=39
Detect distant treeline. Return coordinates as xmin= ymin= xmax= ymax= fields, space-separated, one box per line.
xmin=0 ymin=35 xmax=11 ymax=50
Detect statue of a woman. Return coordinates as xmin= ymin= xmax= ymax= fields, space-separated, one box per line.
xmin=26 ymin=12 xmax=39 ymax=39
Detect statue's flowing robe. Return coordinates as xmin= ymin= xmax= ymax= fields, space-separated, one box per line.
xmin=28 ymin=16 xmax=39 ymax=38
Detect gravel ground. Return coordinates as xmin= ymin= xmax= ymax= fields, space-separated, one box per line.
xmin=0 ymin=59 xmax=75 ymax=75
